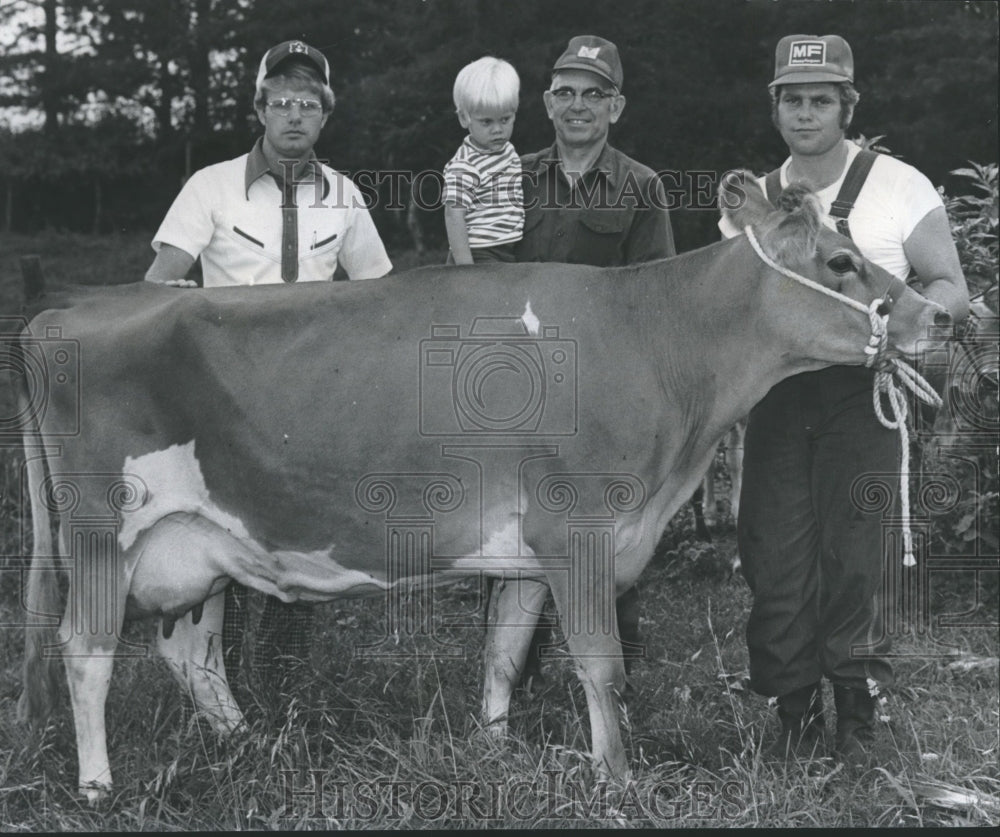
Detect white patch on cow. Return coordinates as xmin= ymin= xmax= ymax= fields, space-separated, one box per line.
xmin=481 ymin=521 xmax=528 ymax=557
xmin=521 ymin=301 xmax=540 ymax=336
xmin=119 ymin=441 xmax=250 ymax=550
xmin=448 ymin=520 xmax=541 ymax=575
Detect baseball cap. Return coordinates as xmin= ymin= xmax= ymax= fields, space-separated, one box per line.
xmin=552 ymin=35 xmax=623 ymax=89
xmin=255 ymin=40 xmax=330 ymax=92
xmin=769 ymin=34 xmax=854 ymax=87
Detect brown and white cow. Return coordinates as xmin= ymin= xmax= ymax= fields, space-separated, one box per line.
xmin=15 ymin=175 xmax=949 ymax=800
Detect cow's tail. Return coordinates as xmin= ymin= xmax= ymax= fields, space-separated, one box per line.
xmin=16 ymin=382 xmax=62 ymax=727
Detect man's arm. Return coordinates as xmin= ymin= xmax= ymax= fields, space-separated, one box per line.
xmin=903 ymin=206 xmax=969 ymax=322
xmin=145 ymin=243 xmax=198 ymax=287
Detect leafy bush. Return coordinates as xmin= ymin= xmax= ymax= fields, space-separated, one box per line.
xmin=918 ymin=162 xmax=998 ymax=600
xmin=943 ymin=161 xmax=999 ymax=301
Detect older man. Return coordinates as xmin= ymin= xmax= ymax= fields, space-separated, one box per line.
xmin=146 ymin=40 xmax=392 ymax=695
xmin=516 ymin=35 xmax=674 ymax=264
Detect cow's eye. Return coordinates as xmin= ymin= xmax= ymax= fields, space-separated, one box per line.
xmin=828 ymin=254 xmax=857 ymax=275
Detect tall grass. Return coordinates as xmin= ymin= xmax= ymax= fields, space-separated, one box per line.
xmin=1 ymin=558 xmax=996 ymax=828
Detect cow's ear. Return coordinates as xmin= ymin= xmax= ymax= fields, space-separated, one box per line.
xmin=759 ymin=184 xmax=822 ymax=265
xmin=719 ymin=170 xmax=771 ymax=228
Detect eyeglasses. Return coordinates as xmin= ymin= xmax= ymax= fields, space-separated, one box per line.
xmin=265 ymin=97 xmax=324 ymax=116
xmin=548 ymin=87 xmax=618 ymax=106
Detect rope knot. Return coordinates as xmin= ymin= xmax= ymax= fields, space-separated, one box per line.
xmin=864 ymin=299 xmax=890 ymax=368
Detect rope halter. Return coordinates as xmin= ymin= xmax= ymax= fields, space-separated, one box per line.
xmin=745 ymin=226 xmax=944 ymax=567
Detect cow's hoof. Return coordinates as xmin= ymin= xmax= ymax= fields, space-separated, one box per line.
xmin=482 ymin=717 xmax=509 ymax=742
xmin=80 ymin=782 xmax=112 ymax=805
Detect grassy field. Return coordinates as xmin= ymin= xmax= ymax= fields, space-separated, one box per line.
xmin=0 ymin=232 xmax=997 ymax=829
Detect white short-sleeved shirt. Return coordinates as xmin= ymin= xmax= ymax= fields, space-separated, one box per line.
xmin=719 ymin=140 xmax=943 ymax=278
xmin=153 ymin=141 xmax=392 ymax=288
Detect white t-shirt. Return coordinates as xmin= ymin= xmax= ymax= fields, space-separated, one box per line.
xmin=719 ymin=140 xmax=943 ymax=278
xmin=153 ymin=148 xmax=392 ymax=288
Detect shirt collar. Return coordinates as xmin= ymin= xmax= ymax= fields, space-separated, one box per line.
xmin=244 ymin=137 xmax=328 ymax=198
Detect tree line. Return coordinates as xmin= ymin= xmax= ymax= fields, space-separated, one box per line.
xmin=0 ymin=0 xmax=996 ymax=253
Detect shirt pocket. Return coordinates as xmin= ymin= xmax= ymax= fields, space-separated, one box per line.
xmin=300 ymin=220 xmax=344 ymax=276
xmin=232 ymin=226 xmax=266 ymax=248
xmin=578 ymin=210 xmax=629 ymax=236
xmin=215 ymin=206 xmax=279 ymax=258
xmin=575 ymin=210 xmax=631 ymax=266
xmin=309 ymin=231 xmax=339 ymax=251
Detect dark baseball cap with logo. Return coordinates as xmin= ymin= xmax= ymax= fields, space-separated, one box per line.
xmin=552 ymin=35 xmax=624 ymax=90
xmin=769 ymin=34 xmax=854 ymax=88
xmin=255 ymin=40 xmax=331 ymax=92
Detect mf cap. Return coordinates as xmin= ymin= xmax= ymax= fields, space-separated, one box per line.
xmin=255 ymin=40 xmax=330 ymax=92
xmin=770 ymin=34 xmax=853 ymax=87
xmin=552 ymin=35 xmax=623 ymax=89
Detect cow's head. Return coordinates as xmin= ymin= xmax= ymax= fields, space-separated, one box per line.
xmin=719 ymin=170 xmax=951 ymax=360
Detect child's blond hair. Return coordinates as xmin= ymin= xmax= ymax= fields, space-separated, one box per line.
xmin=453 ymin=56 xmax=520 ymax=115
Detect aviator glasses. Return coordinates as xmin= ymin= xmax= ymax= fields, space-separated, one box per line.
xmin=266 ymin=97 xmax=324 ymax=117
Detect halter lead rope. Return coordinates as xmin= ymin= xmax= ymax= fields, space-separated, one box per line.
xmin=744 ymin=226 xmax=943 ymax=567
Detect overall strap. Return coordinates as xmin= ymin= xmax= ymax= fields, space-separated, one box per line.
xmin=829 ymin=148 xmax=878 ymax=241
xmin=764 ymin=148 xmax=878 ymax=242
xmin=764 ymin=168 xmax=783 ymax=206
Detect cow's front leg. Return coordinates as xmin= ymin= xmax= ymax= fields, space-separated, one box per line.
xmin=481 ymin=575 xmax=550 ymax=738
xmin=157 ymin=591 xmax=244 ymax=736
xmin=547 ymin=563 xmax=630 ymax=781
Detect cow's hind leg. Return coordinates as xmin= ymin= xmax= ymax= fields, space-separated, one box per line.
xmin=157 ymin=591 xmax=244 ymax=736
xmin=59 ymin=529 xmax=128 ymax=803
xmin=726 ymin=421 xmax=746 ymax=521
xmin=62 ymin=628 xmax=118 ymax=803
xmin=482 ymin=576 xmax=550 ymax=738
xmin=691 ymin=483 xmax=712 ymax=541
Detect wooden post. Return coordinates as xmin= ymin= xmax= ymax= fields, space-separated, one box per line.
xmin=20 ymin=255 xmax=45 ymax=302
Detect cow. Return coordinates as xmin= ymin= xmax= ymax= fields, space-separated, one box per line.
xmin=15 ymin=175 xmax=950 ymax=802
